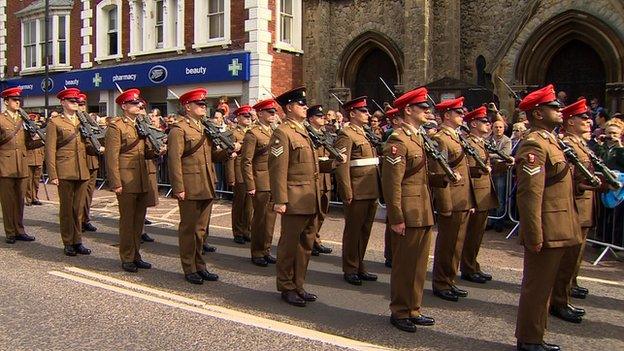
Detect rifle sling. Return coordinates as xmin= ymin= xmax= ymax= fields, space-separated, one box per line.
xmin=182 ymin=133 xmax=207 ymax=158
xmin=448 ymin=152 xmax=465 ymax=168
xmin=545 ymin=163 xmax=570 ymax=187
xmin=0 ymin=121 xmax=23 ymax=146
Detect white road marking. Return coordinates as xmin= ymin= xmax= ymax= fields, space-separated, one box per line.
xmin=162 ymin=206 xmax=179 ymax=219
xmin=50 ymin=267 xmax=390 ymax=351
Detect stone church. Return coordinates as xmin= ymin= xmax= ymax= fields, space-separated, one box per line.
xmin=302 ymin=0 xmax=624 ymax=114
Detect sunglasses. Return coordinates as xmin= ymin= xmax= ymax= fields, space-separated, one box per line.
xmin=260 ymin=109 xmax=277 ymax=115
xmin=191 ymin=101 xmax=207 ymax=107
xmin=356 ymin=108 xmax=369 ymax=114
xmin=65 ymin=98 xmax=80 ymax=103
xmin=410 ymin=102 xmax=430 ymax=109
xmin=124 ymin=100 xmax=144 ymax=106
xmin=476 ymin=118 xmax=491 ymax=124
xmin=452 ymin=108 xmax=465 ymax=114
xmin=8 ymin=97 xmax=22 ymax=102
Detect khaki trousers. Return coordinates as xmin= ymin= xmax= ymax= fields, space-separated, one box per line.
xmin=82 ymin=169 xmax=98 ymax=224
xmin=178 ymin=199 xmax=211 ymax=274
xmin=390 ymin=226 xmax=432 ymax=319
xmin=342 ymin=199 xmax=377 ymax=274
xmin=516 ymin=247 xmax=567 ymax=344
xmin=202 ymin=201 xmax=214 ymax=241
xmin=432 ymin=211 xmax=470 ymax=291
xmin=25 ymin=166 xmax=42 ymax=203
xmin=314 ymin=191 xmax=330 ymax=247
xmin=250 ymin=191 xmax=276 ymax=258
xmin=0 ymin=177 xmax=27 ymax=238
xmin=572 ymin=227 xmax=590 ymax=288
xmin=58 ymin=179 xmax=88 ymax=245
xmin=117 ymin=192 xmax=148 ymax=263
xmin=231 ymin=182 xmax=253 ymax=239
xmin=551 ymin=226 xmax=589 ymax=307
xmin=460 ymin=210 xmax=489 ymax=274
xmin=276 ymin=213 xmax=317 ymax=293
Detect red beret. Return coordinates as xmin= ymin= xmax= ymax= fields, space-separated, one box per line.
xmin=179 ymin=88 xmax=207 ymax=105
xmin=115 ymin=88 xmax=142 ymax=105
xmin=342 ymin=96 xmax=367 ymax=111
xmin=518 ymin=84 xmax=558 ymax=112
xmin=57 ymin=88 xmax=81 ymax=101
xmin=253 ymin=99 xmax=278 ymax=111
xmin=78 ymin=93 xmax=87 ymax=103
xmin=386 ymin=108 xmax=399 ymax=119
xmin=561 ymin=98 xmax=589 ymax=120
xmin=393 ymin=87 xmax=429 ymax=110
xmin=1 ymin=87 xmax=23 ymax=98
xmin=435 ymin=96 xmax=465 ymax=111
xmin=464 ymin=106 xmax=487 ymax=122
xmin=234 ymin=105 xmax=252 ymax=116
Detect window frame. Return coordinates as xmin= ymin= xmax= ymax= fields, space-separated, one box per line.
xmin=20 ymin=14 xmax=71 ymax=73
xmin=95 ymin=0 xmax=123 ymax=62
xmin=274 ymin=0 xmax=303 ymax=54
xmin=193 ymin=0 xmax=231 ymax=50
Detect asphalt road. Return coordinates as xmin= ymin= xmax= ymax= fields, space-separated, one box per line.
xmin=0 ymin=188 xmax=623 ymax=351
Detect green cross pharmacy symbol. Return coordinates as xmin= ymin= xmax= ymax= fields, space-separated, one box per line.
xmin=93 ymin=73 xmax=102 ymax=87
xmin=228 ymin=59 xmax=242 ymax=77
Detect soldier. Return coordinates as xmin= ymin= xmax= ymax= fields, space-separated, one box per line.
xmin=430 ymin=97 xmax=474 ymax=301
xmin=141 ymin=102 xmax=157 ymax=244
xmin=231 ymin=105 xmax=254 ymax=245
xmin=25 ymin=113 xmax=45 ymax=206
xmin=269 ymin=86 xmax=337 ymax=307
xmin=45 ymin=88 xmax=93 ymax=256
xmin=334 ymin=96 xmax=380 ymax=286
xmin=382 ymin=108 xmax=401 ymax=268
xmin=548 ymin=98 xmax=598 ymax=323
xmin=514 ymin=85 xmax=581 ymax=351
xmin=168 ymin=88 xmax=233 ymax=284
xmin=382 ymin=87 xmax=442 ymax=332
xmin=460 ymin=106 xmax=500 ymax=284
xmin=241 ymin=99 xmax=278 ymax=266
xmin=0 ymin=87 xmax=39 ymax=244
xmin=79 ymin=93 xmax=99 ymax=233
xmin=306 ymin=105 xmax=333 ymax=256
xmin=105 ymin=88 xmax=162 ymax=272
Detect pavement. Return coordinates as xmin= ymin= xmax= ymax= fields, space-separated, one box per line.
xmin=1 ymin=185 xmax=623 ymax=351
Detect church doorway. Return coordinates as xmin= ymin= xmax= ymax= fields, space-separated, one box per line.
xmin=352 ymin=48 xmax=397 ymax=108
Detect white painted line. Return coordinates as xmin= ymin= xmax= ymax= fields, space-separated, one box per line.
xmin=208 ymin=211 xmax=232 ymax=219
xmin=162 ymin=206 xmax=179 ymax=219
xmin=50 ymin=268 xmax=390 ymax=351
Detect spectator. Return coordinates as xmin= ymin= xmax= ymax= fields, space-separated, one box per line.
xmin=335 ymin=111 xmax=345 ymax=129
xmin=370 ymin=112 xmax=383 ymax=139
xmin=556 ymin=91 xmax=568 ymax=106
xmin=488 ymin=119 xmax=512 ymax=232
xmin=595 ymin=119 xmax=624 ymax=171
xmin=595 ymin=109 xmax=611 ymax=129
xmin=511 ymin=122 xmax=527 ymax=150
xmin=590 ymin=97 xmax=606 ymax=120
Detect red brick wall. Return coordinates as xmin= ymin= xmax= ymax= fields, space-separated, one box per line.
xmin=268 ymin=0 xmax=303 ymax=95
xmin=69 ymin=3 xmax=82 ymax=68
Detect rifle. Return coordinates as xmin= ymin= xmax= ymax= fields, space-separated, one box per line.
xmin=378 ymin=77 xmax=397 ymax=99
xmin=136 ymin=114 xmax=167 ymax=151
xmin=484 ymin=139 xmax=515 ymax=164
xmin=587 ymin=149 xmax=622 ymax=189
xmin=557 ymin=139 xmax=601 ymax=187
xmin=497 ymin=76 xmax=521 ymax=103
xmin=304 ymin=121 xmax=345 ymax=163
xmin=76 ymin=111 xmax=104 ymax=155
xmin=79 ymin=111 xmax=106 ymax=139
xmin=17 ymin=108 xmax=46 ymax=144
xmin=458 ymin=125 xmax=490 ymax=173
xmin=420 ymin=129 xmax=460 ymax=183
xmin=201 ymin=117 xmax=237 ymax=153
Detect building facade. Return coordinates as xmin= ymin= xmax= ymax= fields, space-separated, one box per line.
xmin=303 ymin=0 xmax=624 ymax=114
xmin=0 ymin=0 xmax=304 ymax=116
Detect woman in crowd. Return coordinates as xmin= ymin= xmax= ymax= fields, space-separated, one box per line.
xmin=595 ymin=118 xmax=624 ymax=171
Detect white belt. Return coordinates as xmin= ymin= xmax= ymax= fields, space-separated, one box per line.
xmin=350 ymin=157 xmax=379 ymax=167
xmin=318 ymin=156 xmax=329 ymax=161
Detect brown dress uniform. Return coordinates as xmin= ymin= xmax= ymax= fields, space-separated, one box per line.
xmin=430 ymin=125 xmax=475 ymax=292
xmin=550 ymin=133 xmax=596 ymax=307
xmin=168 ymin=117 xmax=229 ymax=275
xmin=313 ymin=133 xmax=332 ymax=248
xmin=381 ymin=124 xmax=438 ymax=319
xmin=82 ymin=153 xmax=99 ymax=226
xmin=0 ymin=110 xmax=42 ymax=239
xmin=515 ymin=128 xmax=581 ymax=344
xmin=334 ymin=123 xmax=380 ymax=276
xmin=105 ymin=116 xmax=156 ymax=264
xmin=231 ymin=124 xmax=253 ymax=241
xmin=26 ymin=143 xmax=45 ymax=204
xmin=460 ymin=134 xmax=499 ymax=276
xmin=45 ymin=114 xmax=92 ymax=246
xmin=241 ymin=123 xmax=277 ymax=259
xmin=268 ymin=119 xmax=333 ymax=293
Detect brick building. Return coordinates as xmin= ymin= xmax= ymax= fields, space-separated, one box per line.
xmin=0 ymin=0 xmax=304 ymax=116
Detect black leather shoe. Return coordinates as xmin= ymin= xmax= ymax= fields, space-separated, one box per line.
xmin=25 ymin=202 xmax=31 ymax=206
xmin=344 ymin=273 xmax=362 ymax=285
xmin=358 ymin=272 xmax=378 ymax=281
xmin=122 ymin=262 xmax=138 ymax=273
xmin=461 ymin=272 xmax=487 ymax=284
xmin=433 ymin=289 xmax=459 ymax=302
xmin=202 ymin=243 xmax=216 ymax=253
xmin=141 ymin=233 xmax=155 ymax=243
xmin=32 ymin=199 xmax=42 ymax=205
xmin=134 ymin=259 xmax=152 ymax=269
xmin=477 ymin=271 xmax=493 ymax=281
xmin=409 ymin=315 xmax=435 ymax=326
xmin=281 ymin=290 xmax=306 ymax=307
xmin=74 ymin=244 xmax=91 ymax=255
xmin=64 ymin=245 xmax=77 ymax=256
xmin=549 ymin=305 xmax=582 ymax=323
xmin=264 ymin=254 xmax=277 ymax=264
xmin=571 ymin=287 xmax=587 ymax=299
xmin=185 ymin=273 xmax=204 ymax=285
xmin=15 ymin=234 xmax=35 ymax=241
xmin=390 ymin=316 xmax=416 ymax=333
xmin=450 ymin=285 xmax=468 ymax=297
xmin=233 ymin=235 xmax=246 ymax=244
xmin=541 ymin=343 xmax=561 ymax=351
xmin=197 ymin=270 xmax=219 ymax=281
xmin=144 ymin=219 xmax=152 ymax=225
xmin=5 ymin=237 xmax=16 ymax=244
xmin=252 ymin=257 xmax=268 ymax=267
xmin=575 ymin=286 xmax=589 ymax=294
xmin=516 ymin=341 xmax=560 ymax=351
xmin=567 ymin=304 xmax=585 ymax=316
xmin=315 ymin=244 xmax=332 ymax=254
xmin=311 ymin=248 xmax=320 ymax=256
xmin=385 ymin=259 xmax=392 ymax=268
xmin=82 ymin=222 xmax=97 ymax=232
xmin=297 ymin=290 xmax=317 ymax=302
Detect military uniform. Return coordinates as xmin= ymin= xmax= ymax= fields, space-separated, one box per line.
xmin=231 ymin=124 xmax=253 ymax=242
xmin=26 ymin=143 xmax=45 ymax=204
xmin=313 ymin=135 xmax=332 ymax=249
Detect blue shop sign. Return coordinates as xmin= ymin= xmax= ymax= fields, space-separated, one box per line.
xmin=2 ymin=52 xmax=250 ymax=97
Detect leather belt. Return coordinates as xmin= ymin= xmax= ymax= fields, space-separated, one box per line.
xmin=350 ymin=157 xmax=379 ymax=167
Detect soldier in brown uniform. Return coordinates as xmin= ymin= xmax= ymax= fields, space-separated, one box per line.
xmin=105 ymin=88 xmax=162 ymax=272
xmin=78 ymin=93 xmax=100 ymax=233
xmin=25 ymin=113 xmax=45 ymax=206
xmin=459 ymin=106 xmax=500 ymax=284
xmin=430 ymin=96 xmax=474 ymax=301
xmin=46 ymin=88 xmax=94 ymax=256
xmin=306 ymin=105 xmax=333 ymax=256
xmin=242 ymin=99 xmax=278 ymax=266
xmin=140 ymin=103 xmax=158 ymax=243
xmin=334 ymin=96 xmax=380 ymax=286
xmin=547 ymin=98 xmax=598 ymax=324
xmin=0 ymin=87 xmax=39 ymax=244
xmin=382 ymin=87 xmax=441 ymax=332
xmin=168 ymin=88 xmax=234 ymax=284
xmin=514 ymin=85 xmax=581 ymax=351
xmin=230 ymin=105 xmax=253 ymax=245
xmin=269 ymin=87 xmax=337 ymax=307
